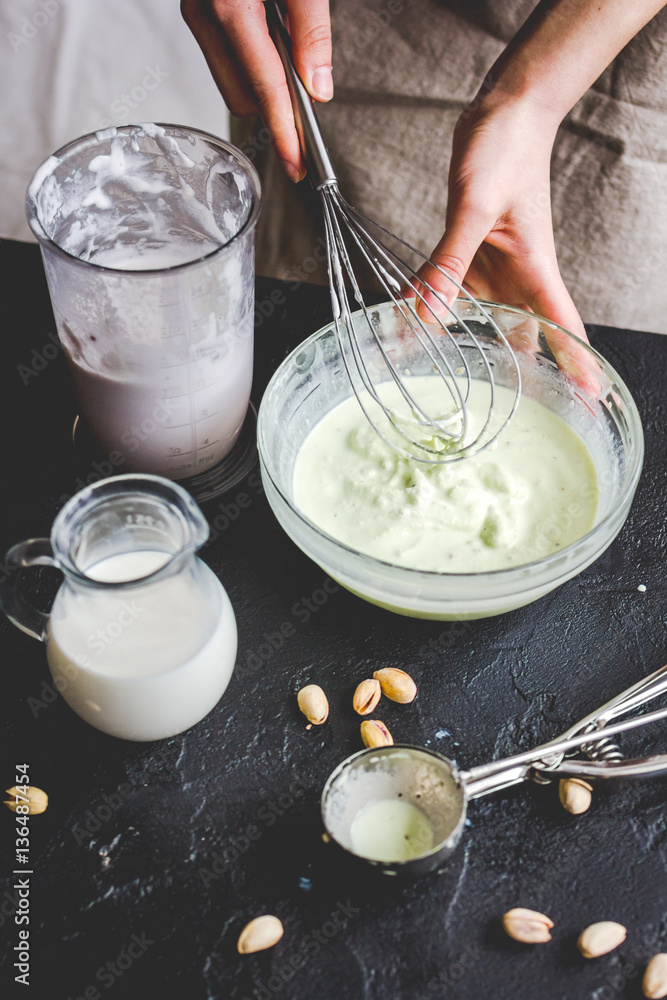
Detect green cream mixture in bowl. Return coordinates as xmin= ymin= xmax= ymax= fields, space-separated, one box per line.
xmin=257 ymin=300 xmax=644 ymax=619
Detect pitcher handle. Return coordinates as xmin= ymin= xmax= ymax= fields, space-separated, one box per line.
xmin=0 ymin=539 xmax=58 ymax=641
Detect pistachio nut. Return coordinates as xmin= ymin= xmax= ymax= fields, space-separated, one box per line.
xmin=373 ymin=667 xmax=417 ymax=704
xmin=5 ymin=786 xmax=48 ymax=815
xmin=237 ymin=915 xmax=284 ymax=954
xmin=353 ymin=679 xmax=382 ymax=716
xmin=577 ymin=921 xmax=627 ymax=958
xmin=360 ymin=719 xmax=393 ymax=748
xmin=501 ymin=908 xmax=554 ymax=944
xmin=643 ymin=954 xmax=667 ymax=999
xmin=297 ymin=684 xmax=329 ymax=725
xmin=558 ymin=777 xmax=593 ymax=815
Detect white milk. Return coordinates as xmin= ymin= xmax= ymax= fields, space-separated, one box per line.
xmin=88 ymin=238 xmax=224 ymax=270
xmin=66 ymin=241 xmax=253 ymax=480
xmin=68 ymin=336 xmax=253 ymax=480
xmin=46 ymin=550 xmax=237 ymax=740
xmin=350 ymin=799 xmax=435 ymax=862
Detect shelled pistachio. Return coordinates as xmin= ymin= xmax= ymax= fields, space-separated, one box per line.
xmin=501 ymin=908 xmax=554 ymax=944
xmin=237 ymin=915 xmax=284 ymax=954
xmin=297 ymin=684 xmax=329 ymax=725
xmin=577 ymin=921 xmax=627 ymax=958
xmin=643 ymin=954 xmax=667 ymax=999
xmin=559 ymin=778 xmax=593 ymax=815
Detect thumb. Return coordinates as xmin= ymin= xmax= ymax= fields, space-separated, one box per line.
xmin=529 ymin=278 xmax=602 ymax=395
xmin=285 ymin=0 xmax=333 ymax=101
xmin=528 ymin=262 xmax=588 ymax=343
xmin=415 ymin=207 xmax=487 ymax=323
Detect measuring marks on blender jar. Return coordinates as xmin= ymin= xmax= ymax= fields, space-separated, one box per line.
xmin=156 ymin=280 xmax=253 ymax=479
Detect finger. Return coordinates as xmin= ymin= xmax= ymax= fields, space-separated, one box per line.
xmin=542 ymin=324 xmax=602 ymax=396
xmin=181 ymin=1 xmax=258 ymax=117
xmin=503 ymin=313 xmax=543 ymax=357
xmin=529 ymin=271 xmax=588 ymax=343
xmin=523 ymin=269 xmax=602 ymax=396
xmin=286 ymin=0 xmax=333 ymax=101
xmin=221 ymin=3 xmax=306 ymax=179
xmin=415 ymin=204 xmax=491 ymax=322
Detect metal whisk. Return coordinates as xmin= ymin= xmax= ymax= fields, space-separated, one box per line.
xmin=267 ymin=1 xmax=521 ymax=464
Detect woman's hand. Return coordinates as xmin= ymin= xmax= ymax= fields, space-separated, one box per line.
xmin=415 ymin=93 xmax=603 ymax=393
xmin=180 ymin=0 xmax=332 ymax=182
xmin=416 ymin=93 xmax=587 ymax=342
xmin=417 ymin=0 xmax=666 ymax=355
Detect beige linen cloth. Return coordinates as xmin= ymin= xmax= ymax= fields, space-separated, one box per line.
xmin=232 ymin=0 xmax=667 ymax=334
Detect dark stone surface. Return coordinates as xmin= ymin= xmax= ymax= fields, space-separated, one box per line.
xmin=1 ymin=237 xmax=666 ymax=1000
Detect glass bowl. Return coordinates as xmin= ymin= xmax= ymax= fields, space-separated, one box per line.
xmin=256 ymin=300 xmax=644 ymax=619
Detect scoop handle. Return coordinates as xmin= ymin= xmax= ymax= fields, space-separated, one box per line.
xmin=461 ymin=705 xmax=667 ymax=799
xmin=553 ymin=754 xmax=667 ymax=780
xmin=561 ymin=661 xmax=667 ymax=739
xmin=265 ymin=0 xmax=337 ymax=187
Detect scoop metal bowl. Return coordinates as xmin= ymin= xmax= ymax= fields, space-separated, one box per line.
xmin=321 ymin=662 xmax=667 ymax=877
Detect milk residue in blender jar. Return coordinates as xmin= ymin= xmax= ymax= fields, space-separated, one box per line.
xmin=29 ymin=124 xmax=256 ymax=479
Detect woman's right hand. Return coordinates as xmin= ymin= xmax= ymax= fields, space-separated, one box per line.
xmin=415 ymin=94 xmax=602 ymax=394
xmin=180 ymin=0 xmax=333 ymax=182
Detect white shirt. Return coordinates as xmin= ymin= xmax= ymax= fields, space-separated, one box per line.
xmin=1 ymin=0 xmax=230 ymax=241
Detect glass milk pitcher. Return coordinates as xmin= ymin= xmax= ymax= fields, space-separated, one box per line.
xmin=0 ymin=475 xmax=237 ymax=741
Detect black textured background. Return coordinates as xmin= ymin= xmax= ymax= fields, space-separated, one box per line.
xmin=1 ymin=239 xmax=666 ymax=1000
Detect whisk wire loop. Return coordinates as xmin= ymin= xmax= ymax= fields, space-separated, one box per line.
xmin=267 ymin=0 xmax=522 ymax=465
xmin=323 ymin=193 xmax=469 ymax=461
xmin=320 ymin=196 xmax=418 ymax=459
xmin=321 ymin=185 xmax=522 ymax=463
xmin=334 ymin=190 xmax=472 ymax=431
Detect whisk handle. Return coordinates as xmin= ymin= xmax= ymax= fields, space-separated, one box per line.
xmin=265 ymin=0 xmax=338 ymax=188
